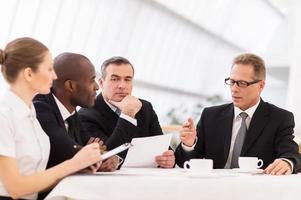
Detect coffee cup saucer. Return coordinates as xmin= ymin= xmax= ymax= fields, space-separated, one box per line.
xmin=232 ymin=168 xmax=264 ymax=174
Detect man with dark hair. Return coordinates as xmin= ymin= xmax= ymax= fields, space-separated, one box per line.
xmin=33 ymin=52 xmax=119 ymax=172
xmin=175 ymin=53 xmax=301 ymax=175
xmin=79 ymin=56 xmax=175 ymax=168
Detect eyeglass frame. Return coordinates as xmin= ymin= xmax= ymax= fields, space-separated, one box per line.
xmin=224 ymin=77 xmax=261 ymax=88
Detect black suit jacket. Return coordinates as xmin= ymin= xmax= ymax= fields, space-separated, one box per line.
xmin=78 ymin=94 xmax=163 ymax=158
xmin=33 ymin=93 xmax=90 ymax=169
xmin=175 ymin=99 xmax=301 ymax=173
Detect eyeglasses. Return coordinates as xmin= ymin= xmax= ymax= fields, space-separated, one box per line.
xmin=224 ymin=78 xmax=261 ymax=88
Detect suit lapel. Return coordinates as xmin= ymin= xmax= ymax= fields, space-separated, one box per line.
xmin=46 ymin=93 xmax=66 ymax=129
xmin=241 ymin=100 xmax=269 ymax=155
xmin=217 ymin=104 xmax=234 ymax=162
xmin=95 ymin=94 xmax=119 ymax=133
xmin=49 ymin=93 xmax=85 ymax=144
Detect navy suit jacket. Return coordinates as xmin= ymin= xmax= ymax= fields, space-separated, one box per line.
xmin=33 ymin=93 xmax=90 ymax=169
xmin=175 ymin=99 xmax=301 ymax=173
xmin=78 ymin=94 xmax=163 ymax=159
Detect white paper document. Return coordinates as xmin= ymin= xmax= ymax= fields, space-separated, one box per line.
xmin=122 ymin=134 xmax=172 ymax=168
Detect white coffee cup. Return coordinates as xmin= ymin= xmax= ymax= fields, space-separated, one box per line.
xmin=183 ymin=159 xmax=213 ymax=173
xmin=238 ymin=157 xmax=263 ymax=170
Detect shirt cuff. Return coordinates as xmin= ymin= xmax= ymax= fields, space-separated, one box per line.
xmin=181 ymin=138 xmax=197 ymax=152
xmin=120 ymin=113 xmax=137 ymax=126
xmin=280 ymin=158 xmax=294 ymax=171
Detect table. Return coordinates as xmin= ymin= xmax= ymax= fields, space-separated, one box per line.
xmin=45 ymin=168 xmax=301 ymax=200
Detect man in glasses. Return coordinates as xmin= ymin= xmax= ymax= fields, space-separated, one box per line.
xmin=175 ymin=53 xmax=301 ymax=175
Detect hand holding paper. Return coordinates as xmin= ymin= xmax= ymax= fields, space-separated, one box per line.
xmin=155 ymin=150 xmax=175 ymax=168
xmin=122 ymin=134 xmax=172 ymax=168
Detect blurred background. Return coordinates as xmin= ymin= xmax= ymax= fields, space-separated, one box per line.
xmin=1 ymin=0 xmax=301 ymax=141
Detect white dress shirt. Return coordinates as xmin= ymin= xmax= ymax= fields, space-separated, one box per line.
xmin=53 ymin=94 xmax=75 ymax=130
xmin=0 ymin=90 xmax=50 ymax=199
xmin=223 ymin=101 xmax=260 ymax=168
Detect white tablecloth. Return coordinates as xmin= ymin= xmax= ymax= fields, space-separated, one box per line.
xmin=46 ymin=168 xmax=301 ymax=200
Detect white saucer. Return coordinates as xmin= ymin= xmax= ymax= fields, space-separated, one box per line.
xmin=232 ymin=168 xmax=264 ymax=174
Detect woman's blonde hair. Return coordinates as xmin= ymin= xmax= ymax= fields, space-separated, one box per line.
xmin=0 ymin=37 xmax=48 ymax=83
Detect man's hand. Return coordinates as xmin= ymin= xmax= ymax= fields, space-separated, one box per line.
xmin=98 ymin=156 xmax=120 ymax=172
xmin=180 ymin=118 xmax=196 ymax=147
xmin=264 ymin=159 xmax=292 ymax=175
xmin=155 ymin=150 xmax=175 ymax=168
xmin=80 ymin=137 xmax=107 ymax=173
xmin=82 ymin=161 xmax=102 ymax=173
xmin=109 ymin=95 xmax=142 ymax=118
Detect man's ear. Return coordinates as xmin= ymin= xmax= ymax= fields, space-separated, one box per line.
xmin=99 ymin=78 xmax=104 ymax=88
xmin=64 ymin=80 xmax=76 ymax=93
xmin=259 ymin=80 xmax=265 ymax=92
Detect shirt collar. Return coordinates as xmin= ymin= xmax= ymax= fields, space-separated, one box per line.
xmin=234 ymin=99 xmax=260 ymax=120
xmin=102 ymin=95 xmax=118 ymax=112
xmin=52 ymin=94 xmax=75 ymax=121
xmin=2 ymin=89 xmax=36 ymax=119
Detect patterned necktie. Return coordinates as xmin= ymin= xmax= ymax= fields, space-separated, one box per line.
xmin=66 ymin=115 xmax=76 ymax=139
xmin=231 ymin=112 xmax=248 ymax=168
xmin=115 ymin=108 xmax=121 ymax=116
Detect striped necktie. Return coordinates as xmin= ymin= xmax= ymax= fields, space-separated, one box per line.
xmin=115 ymin=108 xmax=121 ymax=116
xmin=230 ymin=112 xmax=248 ymax=168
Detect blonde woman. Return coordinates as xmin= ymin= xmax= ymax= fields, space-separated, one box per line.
xmin=0 ymin=37 xmax=101 ymax=199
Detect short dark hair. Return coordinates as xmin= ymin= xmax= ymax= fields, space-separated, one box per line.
xmin=0 ymin=37 xmax=48 ymax=83
xmin=100 ymin=56 xmax=134 ymax=79
xmin=232 ymin=53 xmax=266 ymax=80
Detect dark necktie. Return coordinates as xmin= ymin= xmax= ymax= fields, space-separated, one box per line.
xmin=115 ymin=108 xmax=121 ymax=116
xmin=66 ymin=115 xmax=76 ymax=140
xmin=231 ymin=112 xmax=248 ymax=168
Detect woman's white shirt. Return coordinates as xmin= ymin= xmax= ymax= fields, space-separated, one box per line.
xmin=0 ymin=90 xmax=50 ymax=199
